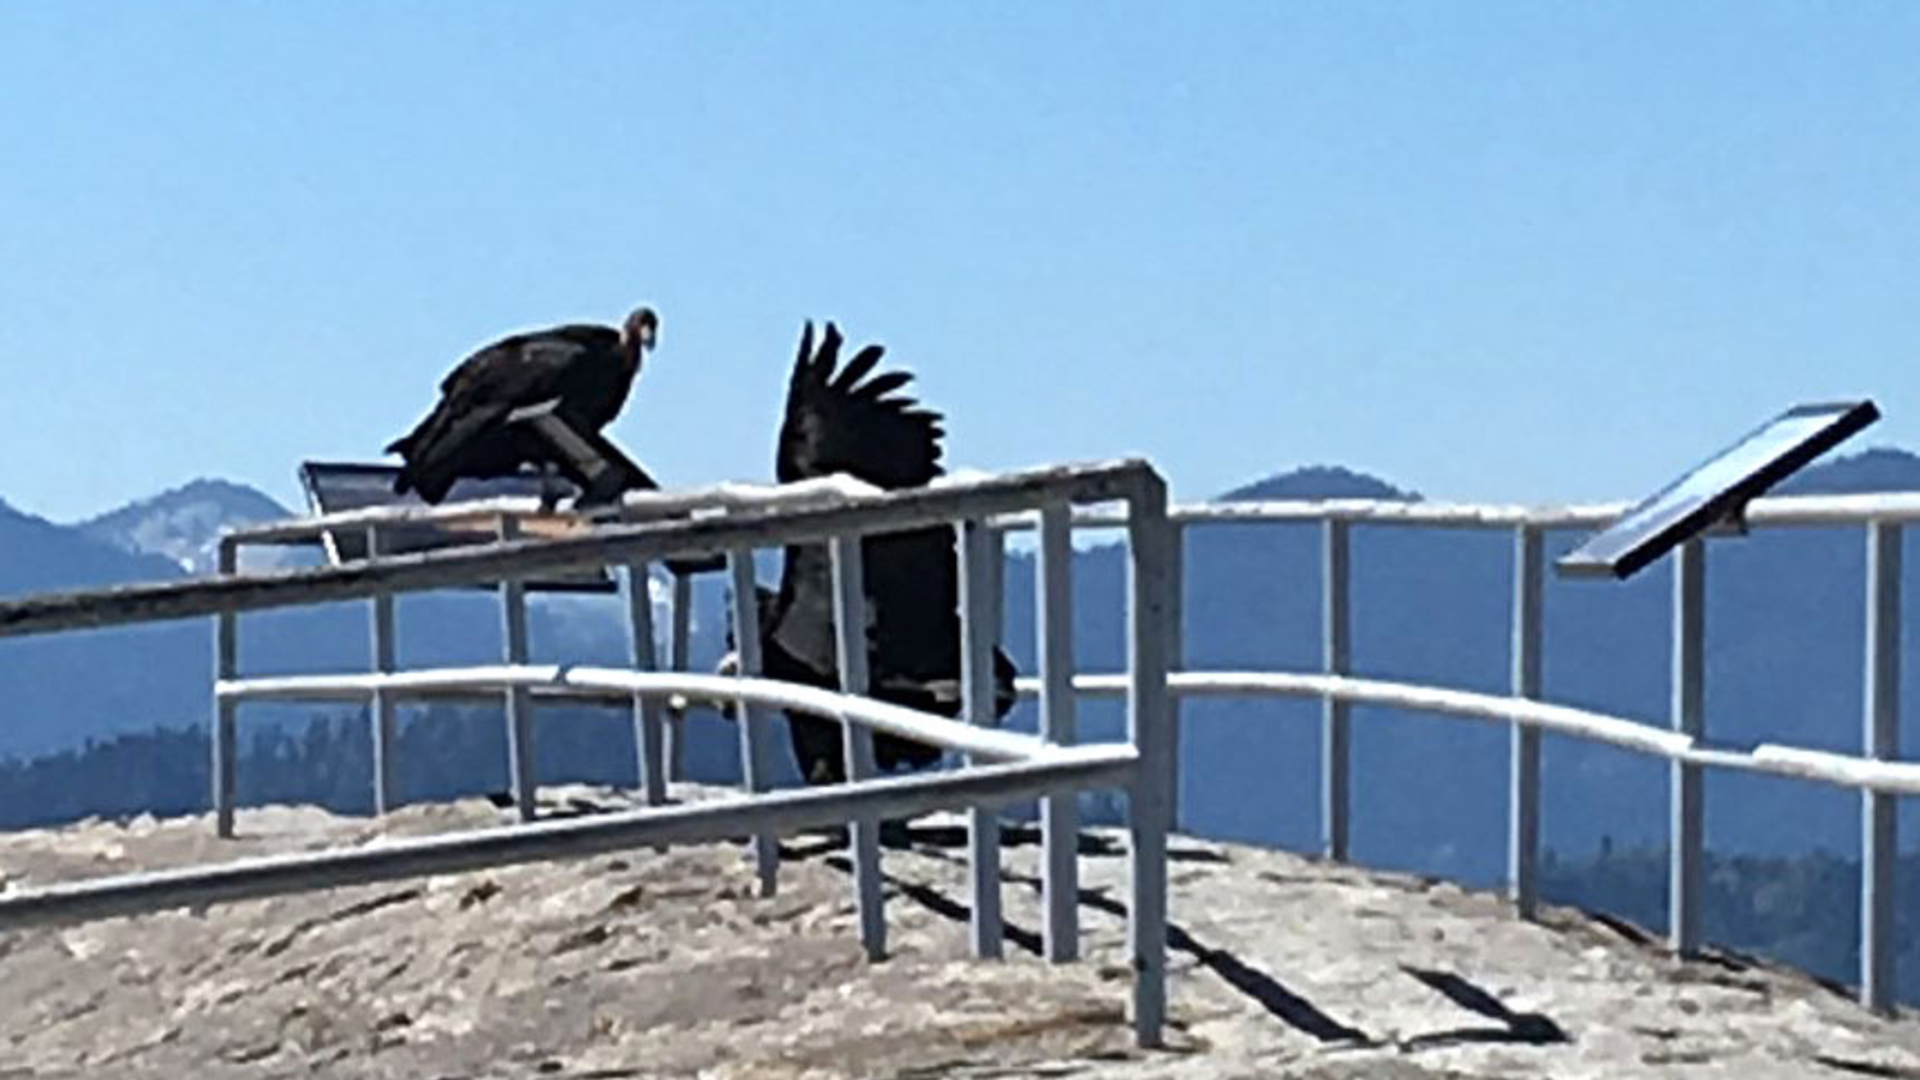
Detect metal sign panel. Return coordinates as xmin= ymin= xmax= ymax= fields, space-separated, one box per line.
xmin=1557 ymin=400 xmax=1880 ymax=581
xmin=297 ymin=462 xmax=616 ymax=592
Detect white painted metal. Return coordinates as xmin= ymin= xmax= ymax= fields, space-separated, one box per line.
xmin=1670 ymin=539 xmax=1706 ymax=956
xmin=957 ymin=519 xmax=1004 ymax=961
xmin=216 ymin=656 xmax=1920 ymax=795
xmin=1863 ymin=521 xmax=1901 ymax=1012
xmin=1125 ymin=475 xmax=1174 ymax=1049
xmin=1321 ymin=519 xmax=1351 ymax=862
xmin=369 ymin=526 xmax=398 ymax=816
xmin=0 ymin=749 xmax=1138 ymax=933
xmin=728 ymin=550 xmax=780 ymax=897
xmin=1164 ymin=522 xmax=1184 ymax=830
xmin=830 ymin=535 xmax=886 ymax=962
xmin=2 ymin=461 xmax=1157 ymax=640
xmin=498 ymin=516 xmax=537 ymax=823
xmin=2 ymin=460 xmax=1161 ymax=1052
xmin=220 ymin=667 xmax=1053 ymax=763
xmin=213 ymin=537 xmax=239 ymax=839
xmin=626 ymin=562 xmax=667 ymax=807
xmin=223 ymin=495 xmax=557 ymax=545
xmin=1011 ymin=670 xmax=1920 ymax=791
xmin=616 ymin=474 xmax=883 ymax=520
xmin=985 ymin=524 xmax=1007 ymax=665
xmin=668 ymin=570 xmax=693 ymax=780
xmin=1509 ymin=526 xmax=1543 ymax=917
xmin=1036 ymin=502 xmax=1080 ymax=963
xmin=992 ymin=490 xmax=1920 ymax=532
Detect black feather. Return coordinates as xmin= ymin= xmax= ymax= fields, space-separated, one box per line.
xmin=758 ymin=320 xmax=1016 ymax=786
xmin=831 ymin=343 xmax=887 ymax=392
xmin=385 ymin=318 xmax=646 ymax=503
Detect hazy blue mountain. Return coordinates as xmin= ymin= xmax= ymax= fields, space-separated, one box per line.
xmin=76 ymin=478 xmax=300 ymax=574
xmin=0 ymin=485 xmax=715 ymax=769
xmin=0 ymin=498 xmax=209 ymax=756
xmin=1217 ymin=464 xmax=1421 ymax=502
xmin=0 ymin=496 xmax=186 ymax=596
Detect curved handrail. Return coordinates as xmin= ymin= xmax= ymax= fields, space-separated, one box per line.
xmin=225 ymin=660 xmax=1920 ymax=793
xmin=220 ymin=664 xmax=1053 ymax=765
xmin=1014 ymin=670 xmax=1920 ymax=796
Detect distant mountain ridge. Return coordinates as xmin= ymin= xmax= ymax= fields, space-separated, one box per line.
xmin=1775 ymin=446 xmax=1920 ymax=495
xmin=76 ymin=478 xmax=297 ymax=574
xmin=1218 ymin=464 xmax=1421 ymax=503
xmin=0 ymin=491 xmax=185 ymax=597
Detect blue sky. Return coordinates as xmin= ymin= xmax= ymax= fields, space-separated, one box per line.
xmin=2 ymin=3 xmax=1916 ymax=521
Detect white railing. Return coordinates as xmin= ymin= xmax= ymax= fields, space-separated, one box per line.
xmin=986 ymin=488 xmax=1914 ymax=1014
xmin=0 ymin=459 xmax=1179 ymax=1047
xmin=1 ymin=465 xmax=1914 ymax=1028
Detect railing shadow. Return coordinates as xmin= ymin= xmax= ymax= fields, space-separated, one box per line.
xmin=1396 ymin=966 xmax=1568 ymax=1050
xmin=816 ymin=831 xmax=1373 ymax=1046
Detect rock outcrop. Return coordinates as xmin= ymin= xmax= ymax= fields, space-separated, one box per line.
xmin=0 ymin=786 xmax=1914 ymax=1079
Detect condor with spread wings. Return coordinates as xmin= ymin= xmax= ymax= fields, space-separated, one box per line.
xmin=753 ymin=321 xmax=1017 ymax=785
xmin=385 ymin=306 xmax=658 ymax=503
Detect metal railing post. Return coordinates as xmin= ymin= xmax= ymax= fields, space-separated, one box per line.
xmin=212 ymin=536 xmax=239 ymax=838
xmin=626 ymin=562 xmax=667 ymax=807
xmin=1509 ymin=525 xmax=1544 ymax=917
xmin=1862 ymin=521 xmax=1902 ymax=1012
xmin=368 ymin=526 xmax=398 ymax=816
xmin=1165 ymin=521 xmax=1184 ymax=831
xmin=1321 ymin=519 xmax=1352 ymax=861
xmin=1126 ymin=475 xmax=1174 ymax=1049
xmin=829 ymin=535 xmax=885 ymax=961
xmin=1670 ymin=539 xmax=1706 ymax=956
xmin=727 ymin=549 xmax=779 ymax=896
xmin=1036 ymin=501 xmax=1080 ymax=963
xmin=984 ymin=524 xmax=1007 ymax=658
xmin=668 ymin=571 xmax=693 ymax=782
xmin=958 ymin=518 xmax=1005 ymax=960
xmin=498 ymin=516 xmax=537 ymax=823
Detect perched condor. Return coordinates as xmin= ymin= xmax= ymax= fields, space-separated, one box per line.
xmin=735 ymin=321 xmax=1017 ymax=786
xmin=385 ymin=305 xmax=659 ymax=503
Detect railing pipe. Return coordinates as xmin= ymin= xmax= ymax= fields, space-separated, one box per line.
xmin=989 ymin=490 xmax=1920 ymax=533
xmin=1036 ymin=501 xmax=1080 ymax=963
xmin=498 ymin=516 xmax=537 ymax=823
xmin=369 ymin=526 xmax=398 ymax=816
xmin=1125 ymin=477 xmax=1174 ymax=1048
xmin=1509 ymin=525 xmax=1544 ymax=917
xmin=225 ymin=666 xmax=1051 ymax=763
xmin=1165 ymin=521 xmax=1185 ymax=830
xmin=727 ymin=549 xmax=780 ymax=896
xmin=212 ymin=537 xmax=239 ymax=838
xmin=830 ymin=535 xmax=886 ymax=961
xmin=1 ymin=461 xmax=1155 ymax=640
xmin=668 ymin=570 xmax=693 ymax=781
xmin=1670 ymin=539 xmax=1706 ymax=956
xmin=0 ymin=750 xmax=1137 ymax=934
xmin=958 ymin=518 xmax=1005 ymax=960
xmin=1322 ymin=519 xmax=1352 ymax=862
xmin=1862 ymin=521 xmax=1902 ymax=1012
xmin=626 ymin=561 xmax=667 ymax=807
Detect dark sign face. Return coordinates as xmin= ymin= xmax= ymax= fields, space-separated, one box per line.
xmin=1557 ymin=400 xmax=1880 ymax=581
